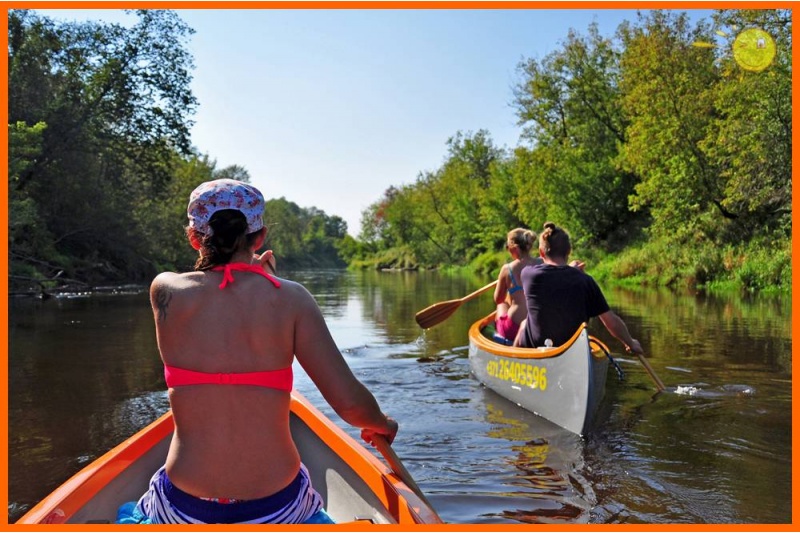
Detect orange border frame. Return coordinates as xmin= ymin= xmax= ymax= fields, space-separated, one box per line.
xmin=2 ymin=1 xmax=796 ymax=532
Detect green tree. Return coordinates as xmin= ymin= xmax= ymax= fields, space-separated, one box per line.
xmin=8 ymin=121 xmax=60 ymax=279
xmin=263 ymin=198 xmax=347 ymax=268
xmin=617 ymin=11 xmax=721 ymax=241
xmin=213 ymin=164 xmax=252 ymax=183
xmin=388 ymin=131 xmax=505 ymax=264
xmin=702 ymin=9 xmax=792 ymax=238
xmin=359 ymin=187 xmax=399 ymax=249
xmin=514 ymin=23 xmax=638 ymax=246
xmin=8 ymin=9 xmax=198 ymax=284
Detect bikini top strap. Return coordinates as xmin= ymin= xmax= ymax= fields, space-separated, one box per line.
xmin=507 ymin=261 xmax=523 ymax=295
xmin=210 ymin=263 xmax=281 ymax=289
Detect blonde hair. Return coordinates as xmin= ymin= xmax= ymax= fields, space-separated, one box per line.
xmin=507 ymin=228 xmax=536 ymax=253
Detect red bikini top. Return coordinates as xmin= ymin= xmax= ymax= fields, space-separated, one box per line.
xmin=163 ymin=262 xmax=290 ymax=391
xmin=164 ymin=365 xmax=293 ymax=391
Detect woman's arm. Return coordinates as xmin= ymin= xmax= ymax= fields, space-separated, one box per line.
xmin=291 ymin=284 xmax=398 ymax=443
xmin=494 ymin=265 xmax=509 ymax=305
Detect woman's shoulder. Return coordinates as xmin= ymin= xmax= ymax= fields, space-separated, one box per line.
xmin=151 ymin=270 xmax=203 ymax=287
xmin=149 ymin=271 xmax=213 ymax=300
xmin=272 ymin=277 xmax=317 ymax=303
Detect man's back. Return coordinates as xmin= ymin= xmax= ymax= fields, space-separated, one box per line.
xmin=519 ymin=264 xmax=609 ymax=347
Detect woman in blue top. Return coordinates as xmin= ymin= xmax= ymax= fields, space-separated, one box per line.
xmin=493 ymin=228 xmax=541 ymax=345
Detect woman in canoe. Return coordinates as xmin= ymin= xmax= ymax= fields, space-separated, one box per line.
xmin=515 ymin=222 xmax=643 ymax=355
xmin=133 ymin=179 xmax=398 ymax=524
xmin=493 ymin=228 xmax=541 ymax=345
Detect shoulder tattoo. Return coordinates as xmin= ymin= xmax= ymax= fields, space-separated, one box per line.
xmin=152 ymin=286 xmax=173 ymax=323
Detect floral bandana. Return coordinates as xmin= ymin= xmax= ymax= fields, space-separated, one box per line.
xmin=187 ymin=179 xmax=265 ymax=236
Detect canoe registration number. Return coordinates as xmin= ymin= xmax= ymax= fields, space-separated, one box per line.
xmin=486 ymin=359 xmax=547 ymax=390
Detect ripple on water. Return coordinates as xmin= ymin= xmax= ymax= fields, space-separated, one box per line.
xmin=673 ymin=383 xmax=756 ymax=398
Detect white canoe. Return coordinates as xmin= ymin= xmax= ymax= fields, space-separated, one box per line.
xmin=468 ymin=312 xmax=610 ymax=435
xmin=17 ymin=391 xmax=442 ymax=525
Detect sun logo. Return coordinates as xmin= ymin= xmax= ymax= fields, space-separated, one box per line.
xmin=732 ymin=28 xmax=776 ymax=72
xmin=693 ymin=27 xmax=776 ymax=73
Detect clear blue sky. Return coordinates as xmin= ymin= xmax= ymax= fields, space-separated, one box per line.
xmin=35 ymin=6 xmax=714 ymax=236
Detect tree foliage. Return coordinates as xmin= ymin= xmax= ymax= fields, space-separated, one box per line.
xmin=263 ymin=198 xmax=348 ymax=269
xmin=8 ymin=10 xmax=348 ymax=291
xmin=617 ymin=11 xmax=723 ymax=240
xmin=9 ymin=8 xmax=790 ymax=292
xmin=513 ymin=23 xmax=639 ymax=247
xmin=704 ymin=9 xmax=792 ymax=236
xmin=352 ymin=9 xmax=791 ymax=290
xmin=8 ymin=9 xmax=199 ymax=286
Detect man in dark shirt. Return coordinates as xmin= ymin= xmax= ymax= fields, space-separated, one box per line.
xmin=514 ymin=222 xmax=644 ymax=356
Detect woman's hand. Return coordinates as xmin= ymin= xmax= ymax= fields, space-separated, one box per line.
xmin=361 ymin=415 xmax=399 ymax=446
xmin=255 ymin=249 xmax=277 ymax=274
xmin=625 ymin=338 xmax=644 ymax=355
xmin=569 ymin=259 xmax=586 ymax=272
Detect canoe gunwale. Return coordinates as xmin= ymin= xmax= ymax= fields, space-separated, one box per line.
xmin=470 ymin=311 xmax=594 ymax=359
xmin=16 ymin=412 xmax=174 ymax=525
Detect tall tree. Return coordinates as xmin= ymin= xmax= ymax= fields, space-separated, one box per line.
xmin=702 ymin=9 xmax=792 ymax=238
xmin=8 ymin=9 xmax=198 ymax=283
xmin=617 ymin=11 xmax=721 ymax=241
xmin=514 ymin=23 xmax=638 ymax=245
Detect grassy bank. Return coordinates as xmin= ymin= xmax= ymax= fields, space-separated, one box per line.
xmin=588 ymin=237 xmax=791 ymax=294
xmin=351 ymin=236 xmax=792 ymax=295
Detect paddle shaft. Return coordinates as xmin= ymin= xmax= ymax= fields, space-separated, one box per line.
xmin=373 ymin=436 xmax=443 ymax=522
xmin=460 ymin=279 xmax=499 ymax=302
xmin=637 ymin=353 xmax=666 ymax=392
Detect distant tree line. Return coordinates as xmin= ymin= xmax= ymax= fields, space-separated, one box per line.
xmin=354 ymin=9 xmax=791 ymax=291
xmin=9 ymin=9 xmax=791 ymax=294
xmin=8 ymin=9 xmax=348 ymax=294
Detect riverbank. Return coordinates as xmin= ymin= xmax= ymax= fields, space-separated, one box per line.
xmin=348 ymin=236 xmax=792 ymax=295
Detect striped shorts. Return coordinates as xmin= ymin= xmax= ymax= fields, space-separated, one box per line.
xmin=135 ymin=464 xmax=324 ymax=524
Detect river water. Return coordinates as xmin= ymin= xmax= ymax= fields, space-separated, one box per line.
xmin=7 ymin=269 xmax=792 ymax=524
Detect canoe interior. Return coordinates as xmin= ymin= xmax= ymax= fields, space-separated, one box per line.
xmin=17 ymin=392 xmax=436 ymax=525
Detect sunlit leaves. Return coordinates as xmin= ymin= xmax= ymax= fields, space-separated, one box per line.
xmin=513 ymin=23 xmax=636 ymax=246
xmin=8 ymin=9 xmax=199 ymax=283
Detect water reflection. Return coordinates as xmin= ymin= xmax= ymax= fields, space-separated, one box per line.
xmin=477 ymin=390 xmax=592 ymax=524
xmin=7 ymin=271 xmax=792 ymax=524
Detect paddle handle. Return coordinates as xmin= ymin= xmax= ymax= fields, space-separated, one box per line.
xmin=637 ymin=354 xmax=666 ymax=392
xmin=373 ymin=436 xmax=443 ymax=522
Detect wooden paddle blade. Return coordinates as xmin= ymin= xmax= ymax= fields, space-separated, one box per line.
xmin=415 ymin=300 xmax=462 ymax=329
xmin=415 ymin=281 xmax=499 ymax=330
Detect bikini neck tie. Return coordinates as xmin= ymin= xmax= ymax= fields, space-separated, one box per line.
xmin=211 ymin=263 xmax=281 ymax=290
